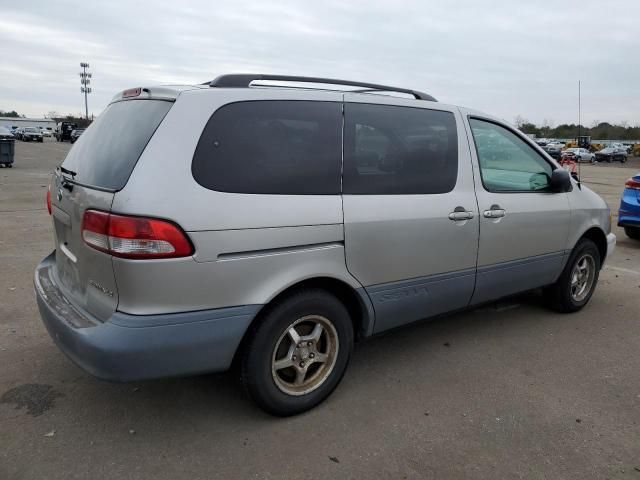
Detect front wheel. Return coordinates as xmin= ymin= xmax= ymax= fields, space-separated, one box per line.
xmin=625 ymin=227 xmax=640 ymax=240
xmin=545 ymin=238 xmax=600 ymax=313
xmin=621 ymin=155 xmax=627 ymax=163
xmin=241 ymin=289 xmax=354 ymax=416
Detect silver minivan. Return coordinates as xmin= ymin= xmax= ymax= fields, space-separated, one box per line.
xmin=35 ymin=74 xmax=616 ymax=415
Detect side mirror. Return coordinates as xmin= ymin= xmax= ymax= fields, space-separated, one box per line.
xmin=550 ymin=168 xmax=573 ymax=193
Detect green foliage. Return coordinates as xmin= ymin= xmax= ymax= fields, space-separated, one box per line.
xmin=516 ymin=117 xmax=640 ymax=140
xmin=0 ymin=110 xmax=22 ymax=118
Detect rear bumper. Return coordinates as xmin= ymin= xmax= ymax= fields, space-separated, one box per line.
xmin=34 ymin=252 xmax=260 ymax=381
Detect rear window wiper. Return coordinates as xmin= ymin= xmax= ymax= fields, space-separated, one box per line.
xmin=57 ymin=166 xmax=77 ymax=191
xmin=58 ymin=166 xmax=77 ymax=178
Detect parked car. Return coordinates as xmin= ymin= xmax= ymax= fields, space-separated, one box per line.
xmin=0 ymin=126 xmax=14 ymax=138
xmin=35 ymin=74 xmax=616 ymax=416
xmin=40 ymin=128 xmax=52 ymax=138
xmin=595 ymin=147 xmax=627 ymax=163
xmin=55 ymin=121 xmax=78 ymax=142
xmin=13 ymin=127 xmax=23 ymax=140
xmin=542 ymin=143 xmax=563 ymax=160
xmin=69 ymin=128 xmax=85 ymax=143
xmin=618 ymin=173 xmax=640 ymax=239
xmin=21 ymin=127 xmax=43 ymax=142
xmin=561 ymin=148 xmax=596 ymax=163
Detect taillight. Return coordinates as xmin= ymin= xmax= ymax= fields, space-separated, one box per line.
xmin=625 ymin=178 xmax=640 ymax=190
xmin=81 ymin=210 xmax=193 ymax=259
xmin=46 ymin=187 xmax=52 ymax=215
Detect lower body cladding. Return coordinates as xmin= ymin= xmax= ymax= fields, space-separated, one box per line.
xmin=35 ymin=253 xmax=260 ymax=381
xmin=35 ymin=232 xmax=615 ymax=382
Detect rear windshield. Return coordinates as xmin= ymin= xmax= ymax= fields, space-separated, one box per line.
xmin=61 ymin=99 xmax=172 ymax=190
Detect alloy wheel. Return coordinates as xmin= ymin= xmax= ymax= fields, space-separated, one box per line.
xmin=271 ymin=315 xmax=339 ymax=396
xmin=570 ymin=254 xmax=596 ymax=302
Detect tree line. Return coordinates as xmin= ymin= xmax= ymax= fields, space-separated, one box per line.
xmin=0 ymin=110 xmax=92 ymax=127
xmin=515 ymin=116 xmax=640 ymax=140
xmin=0 ymin=110 xmax=22 ymax=118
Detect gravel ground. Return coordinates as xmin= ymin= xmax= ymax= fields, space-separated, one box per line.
xmin=1 ymin=139 xmax=639 ymax=480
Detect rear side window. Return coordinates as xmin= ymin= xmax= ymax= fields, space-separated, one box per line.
xmin=192 ymin=101 xmax=342 ymax=195
xmin=61 ymin=100 xmax=172 ymax=190
xmin=343 ymin=103 xmax=458 ymax=194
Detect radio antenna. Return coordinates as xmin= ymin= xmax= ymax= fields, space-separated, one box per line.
xmin=577 ymin=80 xmax=582 ymax=189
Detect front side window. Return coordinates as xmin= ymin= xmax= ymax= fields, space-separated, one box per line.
xmin=343 ymin=103 xmax=458 ymax=195
xmin=469 ymin=119 xmax=553 ymax=192
xmin=192 ymin=101 xmax=342 ymax=195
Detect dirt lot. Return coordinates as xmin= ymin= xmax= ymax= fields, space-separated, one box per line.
xmin=1 ymin=139 xmax=639 ymax=479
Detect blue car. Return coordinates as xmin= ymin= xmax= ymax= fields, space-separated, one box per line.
xmin=619 ymin=173 xmax=640 ymax=239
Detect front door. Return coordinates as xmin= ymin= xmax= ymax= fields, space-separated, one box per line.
xmin=341 ymin=96 xmax=479 ymax=333
xmin=464 ymin=116 xmax=571 ymax=305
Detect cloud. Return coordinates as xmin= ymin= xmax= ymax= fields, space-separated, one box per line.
xmin=1 ymin=0 xmax=638 ymax=125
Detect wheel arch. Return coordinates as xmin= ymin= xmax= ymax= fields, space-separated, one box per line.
xmin=577 ymin=226 xmax=607 ymax=267
xmin=232 ymin=276 xmax=375 ymax=367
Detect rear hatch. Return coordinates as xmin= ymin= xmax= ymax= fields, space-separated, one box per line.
xmin=49 ymin=97 xmax=173 ymax=321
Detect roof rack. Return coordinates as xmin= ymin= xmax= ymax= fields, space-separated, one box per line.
xmin=208 ymin=74 xmax=437 ymax=101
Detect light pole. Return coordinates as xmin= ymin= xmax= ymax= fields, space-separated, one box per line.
xmin=79 ymin=62 xmax=92 ymax=120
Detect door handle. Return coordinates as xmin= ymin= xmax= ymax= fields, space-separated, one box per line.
xmin=483 ymin=205 xmax=506 ymax=218
xmin=448 ymin=208 xmax=474 ymax=221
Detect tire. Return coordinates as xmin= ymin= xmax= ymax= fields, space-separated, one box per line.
xmin=241 ymin=289 xmax=354 ymax=416
xmin=590 ymin=157 xmax=596 ymax=164
xmin=625 ymin=227 xmax=640 ymax=240
xmin=545 ymin=238 xmax=600 ymax=313
xmin=621 ymin=155 xmax=627 ymax=163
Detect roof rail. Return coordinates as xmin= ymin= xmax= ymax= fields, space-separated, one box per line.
xmin=208 ymin=74 xmax=437 ymax=101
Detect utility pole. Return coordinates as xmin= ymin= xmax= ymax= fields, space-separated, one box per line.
xmin=79 ymin=62 xmax=92 ymax=120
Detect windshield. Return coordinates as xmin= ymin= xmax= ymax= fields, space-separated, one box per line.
xmin=60 ymin=99 xmax=172 ymax=190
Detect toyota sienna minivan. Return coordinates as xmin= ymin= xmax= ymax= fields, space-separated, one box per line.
xmin=35 ymin=74 xmax=616 ymax=415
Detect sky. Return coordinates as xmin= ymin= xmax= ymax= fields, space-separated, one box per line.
xmin=0 ymin=0 xmax=638 ymax=126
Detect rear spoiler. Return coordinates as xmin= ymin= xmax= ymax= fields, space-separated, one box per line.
xmin=110 ymin=86 xmax=185 ymax=104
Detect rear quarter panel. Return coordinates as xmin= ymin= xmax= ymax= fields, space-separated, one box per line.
xmin=111 ymin=88 xmax=363 ymax=315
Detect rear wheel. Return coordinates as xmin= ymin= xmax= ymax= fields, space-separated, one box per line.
xmin=625 ymin=227 xmax=640 ymax=240
xmin=621 ymin=155 xmax=627 ymax=163
xmin=545 ymin=238 xmax=600 ymax=313
xmin=241 ymin=289 xmax=354 ymax=416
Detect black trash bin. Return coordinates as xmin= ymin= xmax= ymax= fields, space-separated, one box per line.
xmin=0 ymin=137 xmax=15 ymax=167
